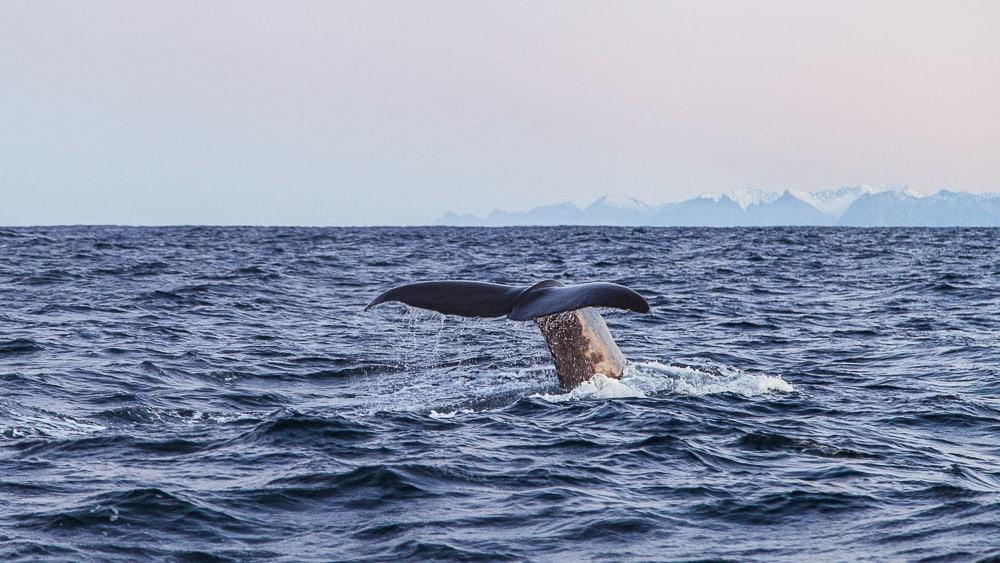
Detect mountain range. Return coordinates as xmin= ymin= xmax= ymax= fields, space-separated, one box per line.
xmin=435 ymin=186 xmax=1000 ymax=227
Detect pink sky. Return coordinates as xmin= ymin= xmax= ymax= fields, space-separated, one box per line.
xmin=2 ymin=1 xmax=998 ymax=224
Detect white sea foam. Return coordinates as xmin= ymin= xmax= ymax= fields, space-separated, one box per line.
xmin=428 ymin=410 xmax=457 ymax=419
xmin=532 ymin=374 xmax=646 ymax=402
xmin=0 ymin=400 xmax=107 ymax=439
xmin=531 ymin=362 xmax=793 ymax=402
xmin=624 ymin=361 xmax=794 ymax=396
xmin=428 ymin=408 xmax=477 ymax=419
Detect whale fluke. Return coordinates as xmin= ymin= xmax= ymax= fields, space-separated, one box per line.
xmin=508 ymin=280 xmax=649 ymax=321
xmin=364 ymin=280 xmax=648 ymax=321
xmin=364 ymin=281 xmax=523 ymax=318
xmin=365 ymin=279 xmax=650 ymax=389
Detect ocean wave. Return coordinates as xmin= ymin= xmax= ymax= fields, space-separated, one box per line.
xmin=0 ymin=400 xmax=106 ymax=441
xmin=10 ymin=487 xmax=255 ymax=539
xmin=2 ymin=226 xmax=999 ymax=561
xmin=0 ymin=338 xmax=44 ymax=355
xmin=95 ymin=405 xmax=258 ymax=427
xmin=694 ymin=489 xmax=878 ymax=525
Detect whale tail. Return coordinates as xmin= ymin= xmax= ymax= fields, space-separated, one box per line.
xmin=365 ymin=280 xmax=648 ymax=320
xmin=365 ymin=280 xmax=650 ymax=389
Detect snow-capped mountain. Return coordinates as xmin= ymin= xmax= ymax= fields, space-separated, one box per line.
xmin=696 ymin=188 xmax=783 ymax=210
xmin=589 ymin=194 xmax=650 ymax=211
xmin=839 ymin=189 xmax=1000 ymax=227
xmin=435 ymin=187 xmax=1000 ymax=226
xmin=790 ymin=185 xmax=914 ymax=217
xmin=581 ymin=194 xmax=652 ymax=225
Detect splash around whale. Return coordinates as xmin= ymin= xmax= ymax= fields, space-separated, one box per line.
xmin=365 ymin=280 xmax=650 ymax=389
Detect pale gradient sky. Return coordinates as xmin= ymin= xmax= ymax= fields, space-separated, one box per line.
xmin=1 ymin=1 xmax=998 ymax=225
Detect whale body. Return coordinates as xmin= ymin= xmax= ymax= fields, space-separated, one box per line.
xmin=365 ymin=280 xmax=650 ymax=389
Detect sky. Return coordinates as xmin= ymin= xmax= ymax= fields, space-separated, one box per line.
xmin=1 ymin=1 xmax=998 ymax=225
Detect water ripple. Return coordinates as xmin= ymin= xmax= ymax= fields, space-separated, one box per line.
xmin=1 ymin=226 xmax=999 ymax=560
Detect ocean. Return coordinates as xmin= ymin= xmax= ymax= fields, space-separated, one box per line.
xmin=1 ymin=226 xmax=998 ymax=561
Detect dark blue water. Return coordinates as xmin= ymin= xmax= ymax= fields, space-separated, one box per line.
xmin=2 ymin=226 xmax=999 ymax=561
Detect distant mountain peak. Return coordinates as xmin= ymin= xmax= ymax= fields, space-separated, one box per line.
xmin=695 ymin=188 xmax=785 ymax=209
xmin=727 ymin=188 xmax=784 ymax=209
xmin=434 ymin=187 xmax=999 ymax=227
xmin=787 ymin=185 xmax=894 ymax=217
xmin=588 ymin=194 xmax=650 ymax=211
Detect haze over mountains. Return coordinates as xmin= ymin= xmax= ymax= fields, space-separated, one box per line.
xmin=436 ymin=186 xmax=1000 ymax=227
